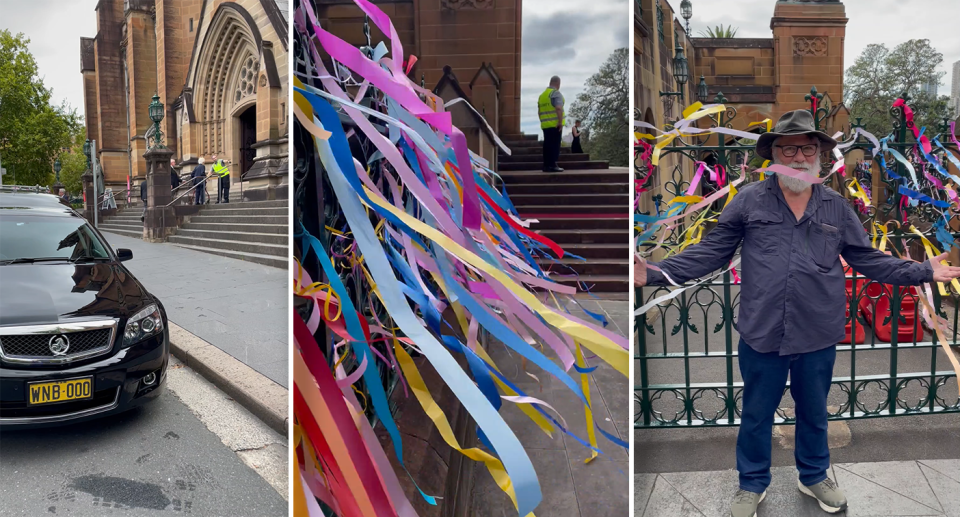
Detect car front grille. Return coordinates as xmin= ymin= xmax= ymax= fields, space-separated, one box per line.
xmin=0 ymin=320 xmax=117 ymax=365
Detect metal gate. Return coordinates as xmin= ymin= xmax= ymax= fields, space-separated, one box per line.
xmin=634 ymin=88 xmax=960 ymax=428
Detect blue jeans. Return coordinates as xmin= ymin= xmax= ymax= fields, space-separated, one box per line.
xmin=736 ymin=338 xmax=836 ymax=493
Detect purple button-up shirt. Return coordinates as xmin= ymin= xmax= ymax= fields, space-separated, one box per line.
xmin=646 ymin=175 xmax=933 ymax=355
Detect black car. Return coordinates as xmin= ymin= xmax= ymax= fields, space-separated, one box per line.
xmin=0 ymin=191 xmax=169 ymax=427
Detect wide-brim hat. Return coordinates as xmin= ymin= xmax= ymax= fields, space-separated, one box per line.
xmin=756 ymin=109 xmax=837 ymax=160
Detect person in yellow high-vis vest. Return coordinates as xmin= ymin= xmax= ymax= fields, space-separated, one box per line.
xmin=212 ymin=154 xmax=230 ymax=204
xmin=538 ymin=76 xmax=565 ymax=173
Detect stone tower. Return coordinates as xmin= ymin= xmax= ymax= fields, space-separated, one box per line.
xmin=771 ymin=0 xmax=849 ymax=127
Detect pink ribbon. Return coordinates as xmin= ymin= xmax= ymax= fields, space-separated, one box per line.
xmin=893 ymin=98 xmax=933 ymax=155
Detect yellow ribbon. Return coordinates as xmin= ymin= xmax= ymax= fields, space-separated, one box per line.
xmin=908 ymin=225 xmax=960 ymax=295
xmin=759 ymin=159 xmax=770 ymax=181
xmin=360 ymin=185 xmax=630 ymax=375
xmin=748 ymin=119 xmax=773 ymax=133
xmin=574 ymin=341 xmax=599 ymax=463
xmin=393 ymin=341 xmax=536 ymax=516
xmin=669 ymin=195 xmax=704 ymax=205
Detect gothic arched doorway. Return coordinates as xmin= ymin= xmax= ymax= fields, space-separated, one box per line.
xmin=238 ymin=106 xmax=257 ymax=178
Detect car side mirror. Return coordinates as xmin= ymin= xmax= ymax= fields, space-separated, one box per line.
xmin=116 ymin=248 xmax=133 ymax=262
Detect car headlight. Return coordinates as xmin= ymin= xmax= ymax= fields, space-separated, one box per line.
xmin=122 ymin=304 xmax=164 ymax=347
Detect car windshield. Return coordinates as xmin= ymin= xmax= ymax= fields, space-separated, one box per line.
xmin=0 ymin=215 xmax=111 ymax=264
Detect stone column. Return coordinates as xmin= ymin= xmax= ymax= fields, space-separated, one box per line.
xmin=81 ymin=169 xmax=95 ymax=222
xmin=143 ymin=147 xmax=175 ymax=242
xmin=771 ymin=0 xmax=849 ymax=120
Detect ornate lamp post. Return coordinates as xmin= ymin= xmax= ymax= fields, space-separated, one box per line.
xmin=148 ymin=93 xmax=165 ymax=149
xmin=697 ymin=75 xmax=709 ymax=103
xmin=680 ymin=0 xmax=693 ymax=35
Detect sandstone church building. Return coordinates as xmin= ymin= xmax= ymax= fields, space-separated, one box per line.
xmin=80 ymin=0 xmax=289 ymax=202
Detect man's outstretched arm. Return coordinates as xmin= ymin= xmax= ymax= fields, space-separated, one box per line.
xmin=639 ymin=193 xmax=746 ymax=287
xmin=839 ymin=204 xmax=960 ymax=285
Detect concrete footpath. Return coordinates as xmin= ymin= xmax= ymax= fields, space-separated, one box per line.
xmin=99 ymin=231 xmax=288 ymax=387
xmin=636 ymin=459 xmax=960 ymax=517
xmin=470 ymin=298 xmax=630 ymax=516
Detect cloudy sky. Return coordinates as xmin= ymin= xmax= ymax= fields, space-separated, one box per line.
xmin=2 ymin=0 xmax=99 ymax=116
xmin=520 ymin=0 xmax=630 ymax=135
xmin=687 ymin=0 xmax=959 ymax=93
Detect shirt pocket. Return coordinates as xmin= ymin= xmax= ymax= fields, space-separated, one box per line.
xmin=810 ymin=222 xmax=841 ymax=270
xmin=745 ymin=211 xmax=783 ymax=254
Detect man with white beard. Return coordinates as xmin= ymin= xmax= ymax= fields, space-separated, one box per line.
xmin=634 ymin=109 xmax=960 ymax=517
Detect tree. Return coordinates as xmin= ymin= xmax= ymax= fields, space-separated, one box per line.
xmin=60 ymin=127 xmax=89 ymax=195
xmin=0 ymin=30 xmax=81 ymax=186
xmin=698 ymin=24 xmax=738 ymax=38
xmin=844 ymin=39 xmax=950 ymax=137
xmin=568 ymin=48 xmax=628 ymax=167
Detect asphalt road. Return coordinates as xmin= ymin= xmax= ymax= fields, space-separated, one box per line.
xmin=0 ymin=358 xmax=287 ymax=516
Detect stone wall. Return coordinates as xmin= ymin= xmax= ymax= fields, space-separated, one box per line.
xmin=318 ymin=0 xmax=521 ymax=137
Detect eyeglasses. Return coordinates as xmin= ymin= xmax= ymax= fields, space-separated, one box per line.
xmin=774 ymin=144 xmax=820 ymax=157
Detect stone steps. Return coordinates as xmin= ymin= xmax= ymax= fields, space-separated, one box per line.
xmin=505 ymin=183 xmax=629 ymax=195
xmin=190 ymin=214 xmax=287 ymax=225
xmin=499 ymin=160 xmax=609 ymax=172
xmin=181 ymin=222 xmax=288 ymax=234
xmin=550 ymin=275 xmax=629 ymax=293
xmin=170 ymin=243 xmax=287 ymax=269
xmin=537 ymin=259 xmax=629 ymax=277
xmin=554 ymin=243 xmax=629 ymax=260
xmin=173 ymin=229 xmax=287 ymax=245
xmin=496 ymin=135 xmax=623 ymax=292
xmin=499 ymin=153 xmax=592 ymax=163
xmin=516 ymin=205 xmax=631 ymax=216
xmin=167 ymin=234 xmax=287 ymax=257
xmin=498 ymin=170 xmax=627 ymax=184
xmin=539 ymin=229 xmax=630 ymax=245
xmin=510 ymin=193 xmax=629 ymax=207
xmin=528 ymin=217 xmax=629 ymax=230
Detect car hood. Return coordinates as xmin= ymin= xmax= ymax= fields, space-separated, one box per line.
xmin=0 ymin=262 xmax=152 ymax=327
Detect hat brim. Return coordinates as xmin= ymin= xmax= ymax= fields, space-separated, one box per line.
xmin=756 ymin=130 xmax=837 ymax=160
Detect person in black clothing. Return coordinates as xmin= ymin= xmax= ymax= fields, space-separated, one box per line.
xmin=571 ymin=120 xmax=583 ymax=154
xmin=170 ymin=159 xmax=181 ymax=190
xmin=192 ymin=158 xmax=207 ymax=205
xmin=140 ymin=179 xmax=148 ymax=222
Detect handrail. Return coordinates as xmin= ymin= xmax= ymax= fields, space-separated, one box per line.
xmin=165 ymin=172 xmax=215 ymax=208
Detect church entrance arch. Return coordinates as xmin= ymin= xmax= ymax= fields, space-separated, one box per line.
xmin=192 ymin=4 xmax=262 ymax=184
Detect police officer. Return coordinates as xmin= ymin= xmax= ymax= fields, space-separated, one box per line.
xmin=212 ymin=154 xmax=230 ymax=204
xmin=537 ymin=75 xmax=565 ymax=173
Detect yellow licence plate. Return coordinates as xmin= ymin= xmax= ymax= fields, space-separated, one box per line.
xmin=27 ymin=377 xmax=94 ymax=406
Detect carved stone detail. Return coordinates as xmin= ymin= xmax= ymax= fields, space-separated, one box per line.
xmin=441 ymin=0 xmax=494 ymax=9
xmin=793 ymin=36 xmax=828 ymax=57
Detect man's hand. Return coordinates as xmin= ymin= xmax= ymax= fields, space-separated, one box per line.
xmin=634 ymin=254 xmax=648 ymax=287
xmin=931 ymin=253 xmax=960 ymax=282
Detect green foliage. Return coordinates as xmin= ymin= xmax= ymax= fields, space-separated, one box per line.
xmin=0 ymin=30 xmax=81 ymax=186
xmin=59 ymin=130 xmax=89 ymax=195
xmin=697 ymin=24 xmax=738 ymax=38
xmin=568 ymin=48 xmax=628 ymax=167
xmin=844 ymin=39 xmax=950 ymax=137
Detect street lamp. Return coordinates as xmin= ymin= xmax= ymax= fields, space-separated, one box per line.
xmin=697 ymin=75 xmax=709 ymax=103
xmin=660 ymin=45 xmax=690 ymax=115
xmin=148 ymin=93 xmax=165 ymax=149
xmin=673 ymin=45 xmax=689 ymax=88
xmin=680 ymin=0 xmax=693 ymax=35
xmin=54 ymin=158 xmax=62 ymax=183
xmin=83 ymin=139 xmax=91 ymax=170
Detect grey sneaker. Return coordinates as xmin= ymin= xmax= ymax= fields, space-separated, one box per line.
xmin=798 ymin=477 xmax=848 ymax=513
xmin=731 ymin=488 xmax=766 ymax=517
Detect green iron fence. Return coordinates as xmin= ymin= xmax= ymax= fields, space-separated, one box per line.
xmin=634 ymin=88 xmax=960 ymax=428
